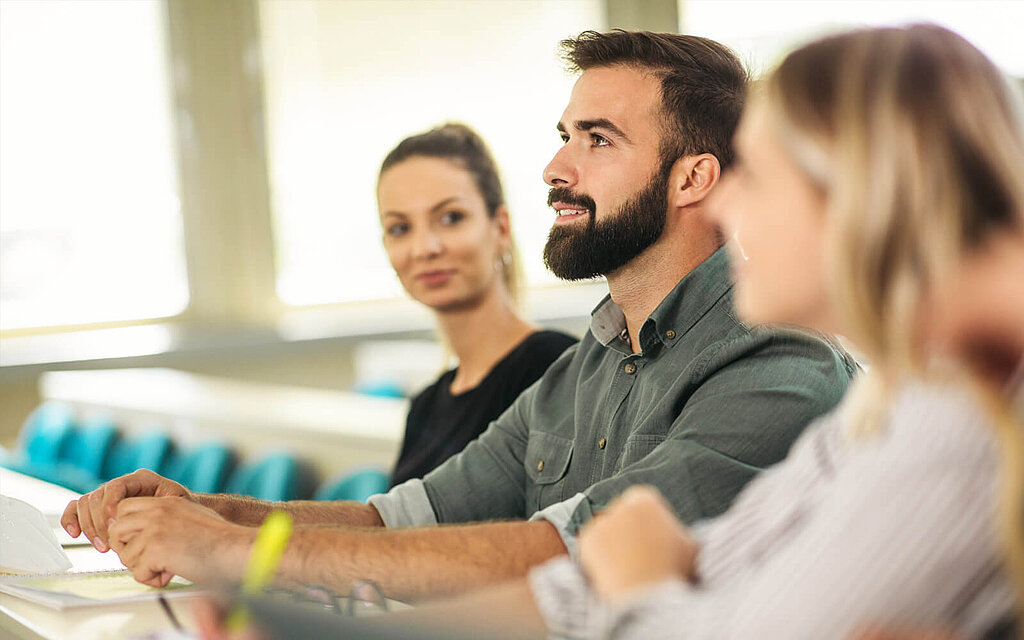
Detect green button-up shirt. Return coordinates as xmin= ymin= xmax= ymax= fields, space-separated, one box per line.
xmin=369 ymin=248 xmax=856 ymax=555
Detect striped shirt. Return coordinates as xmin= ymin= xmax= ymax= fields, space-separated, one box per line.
xmin=528 ymin=380 xmax=1018 ymax=639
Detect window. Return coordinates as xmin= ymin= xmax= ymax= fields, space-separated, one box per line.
xmin=259 ymin=0 xmax=606 ymax=307
xmin=0 ymin=0 xmax=187 ymax=331
xmin=680 ymin=0 xmax=1024 ymax=77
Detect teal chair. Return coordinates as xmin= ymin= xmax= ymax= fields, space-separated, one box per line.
xmin=101 ymin=430 xmax=174 ymax=481
xmin=226 ymin=453 xmax=317 ymax=501
xmin=0 ymin=403 xmax=100 ymax=492
xmin=53 ymin=415 xmax=119 ymax=492
xmin=314 ymin=468 xmax=389 ymax=503
xmin=0 ymin=402 xmax=77 ymax=471
xmin=166 ymin=442 xmax=236 ymax=494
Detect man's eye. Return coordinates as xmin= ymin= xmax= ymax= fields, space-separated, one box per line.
xmin=440 ymin=211 xmax=464 ymax=225
xmin=560 ymin=134 xmax=570 ymax=144
xmin=591 ymin=133 xmax=610 ymax=147
xmin=386 ymin=223 xmax=409 ymax=237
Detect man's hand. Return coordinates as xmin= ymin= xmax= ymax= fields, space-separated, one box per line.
xmin=108 ymin=496 xmax=254 ymax=587
xmin=578 ymin=485 xmax=698 ymax=602
xmin=61 ymin=469 xmax=192 ymax=552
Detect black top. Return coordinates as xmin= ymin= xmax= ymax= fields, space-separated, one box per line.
xmin=390 ymin=329 xmax=578 ymax=488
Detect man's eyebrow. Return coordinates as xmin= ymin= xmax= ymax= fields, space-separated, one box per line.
xmin=575 ymin=118 xmax=631 ymax=143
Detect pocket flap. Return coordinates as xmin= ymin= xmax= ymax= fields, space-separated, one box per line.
xmin=525 ymin=431 xmax=573 ymax=485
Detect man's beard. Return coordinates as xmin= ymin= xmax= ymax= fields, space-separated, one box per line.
xmin=543 ymin=166 xmax=670 ymax=281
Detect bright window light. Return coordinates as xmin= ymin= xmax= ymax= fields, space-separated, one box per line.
xmin=260 ymin=0 xmax=605 ymax=307
xmin=0 ymin=0 xmax=187 ymax=331
xmin=680 ymin=0 xmax=1024 ymax=77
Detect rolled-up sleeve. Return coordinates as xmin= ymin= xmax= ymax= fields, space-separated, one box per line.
xmin=367 ymin=478 xmax=437 ymax=528
xmin=530 ymin=492 xmax=587 ymax=558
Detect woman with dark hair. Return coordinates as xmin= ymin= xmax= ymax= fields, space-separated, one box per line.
xmin=377 ymin=123 xmax=577 ymax=487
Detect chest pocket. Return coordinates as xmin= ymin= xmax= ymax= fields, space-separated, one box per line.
xmin=615 ymin=434 xmax=666 ymax=473
xmin=524 ymin=431 xmax=574 ymax=513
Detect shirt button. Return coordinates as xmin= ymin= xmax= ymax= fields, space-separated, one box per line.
xmin=537 ymin=460 xmax=545 ymax=472
xmin=665 ymin=329 xmax=676 ymax=339
xmin=598 ymin=437 xmax=607 ymax=449
xmin=624 ymin=363 xmax=637 ymax=375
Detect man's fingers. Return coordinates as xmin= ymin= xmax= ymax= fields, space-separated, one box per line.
xmin=116 ymin=495 xmax=173 ymax=517
xmin=118 ymin=535 xmax=174 ymax=588
xmin=101 ymin=476 xmax=131 ymax=523
xmin=130 ymin=564 xmax=168 ymax=588
xmin=108 ymin=510 xmax=151 ymax=546
xmin=88 ymin=486 xmax=113 ymax=544
xmin=76 ymin=493 xmax=106 ymax=552
xmin=60 ymin=500 xmax=82 ymax=538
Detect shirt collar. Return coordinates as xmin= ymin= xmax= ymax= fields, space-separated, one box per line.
xmin=589 ymin=246 xmax=734 ymax=356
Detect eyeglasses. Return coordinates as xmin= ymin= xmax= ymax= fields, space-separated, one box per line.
xmin=260 ymin=579 xmax=389 ymax=617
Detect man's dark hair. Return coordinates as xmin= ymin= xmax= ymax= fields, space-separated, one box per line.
xmin=560 ymin=30 xmax=748 ymax=169
xmin=379 ymin=122 xmax=505 ymax=216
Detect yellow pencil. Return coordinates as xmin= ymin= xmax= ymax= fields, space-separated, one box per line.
xmin=225 ymin=510 xmax=293 ymax=631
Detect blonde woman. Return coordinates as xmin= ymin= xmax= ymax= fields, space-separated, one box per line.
xmin=522 ymin=24 xmax=1024 ymax=639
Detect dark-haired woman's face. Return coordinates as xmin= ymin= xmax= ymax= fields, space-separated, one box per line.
xmin=377 ymin=156 xmax=509 ymax=313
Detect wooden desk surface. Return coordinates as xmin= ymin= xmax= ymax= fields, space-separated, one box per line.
xmin=0 ymin=468 xmax=200 ymax=640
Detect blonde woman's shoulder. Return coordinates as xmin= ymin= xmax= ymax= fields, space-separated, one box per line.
xmin=882 ymin=379 xmax=1001 ymax=459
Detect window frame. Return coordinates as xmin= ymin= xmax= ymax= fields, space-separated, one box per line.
xmin=0 ymin=0 xmax=674 ymax=359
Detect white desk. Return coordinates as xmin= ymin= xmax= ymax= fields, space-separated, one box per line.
xmin=0 ymin=468 xmax=199 ymax=640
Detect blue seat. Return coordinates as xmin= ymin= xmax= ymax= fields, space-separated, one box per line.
xmin=226 ymin=453 xmax=317 ymax=501
xmin=101 ymin=429 xmax=174 ymax=481
xmin=55 ymin=415 xmax=119 ymax=491
xmin=1 ymin=402 xmax=77 ymax=469
xmin=0 ymin=403 xmax=101 ymax=492
xmin=314 ymin=468 xmax=390 ymax=503
xmin=165 ymin=442 xmax=236 ymax=494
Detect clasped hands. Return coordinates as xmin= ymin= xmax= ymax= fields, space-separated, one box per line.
xmin=60 ymin=469 xmax=253 ymax=587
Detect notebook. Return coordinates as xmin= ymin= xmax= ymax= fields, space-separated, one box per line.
xmin=0 ymin=569 xmax=202 ymax=610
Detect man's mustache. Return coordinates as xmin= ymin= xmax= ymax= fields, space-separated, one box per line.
xmin=547 ymin=187 xmax=597 ymax=213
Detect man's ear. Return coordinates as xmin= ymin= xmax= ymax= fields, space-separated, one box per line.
xmin=668 ymin=153 xmax=721 ymax=210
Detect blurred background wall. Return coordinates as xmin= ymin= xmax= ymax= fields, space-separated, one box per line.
xmin=1 ymin=0 xmax=1020 ymax=449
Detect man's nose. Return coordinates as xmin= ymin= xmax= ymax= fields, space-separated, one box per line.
xmin=543 ymin=144 xmax=577 ymax=188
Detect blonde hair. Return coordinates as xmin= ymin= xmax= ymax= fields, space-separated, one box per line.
xmin=765 ymin=23 xmax=1024 ymax=615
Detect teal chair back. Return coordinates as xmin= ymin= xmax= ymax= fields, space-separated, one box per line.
xmin=314 ymin=468 xmax=389 ymax=503
xmin=166 ymin=443 xmax=236 ymax=494
xmin=102 ymin=430 xmax=174 ymax=481
xmin=226 ymin=453 xmax=316 ymax=502
xmin=19 ymin=402 xmax=77 ymax=467
xmin=0 ymin=403 xmax=93 ymax=492
xmin=58 ymin=415 xmax=118 ymax=481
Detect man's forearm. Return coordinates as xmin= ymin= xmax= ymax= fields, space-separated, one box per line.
xmin=195 ymin=493 xmax=384 ymax=528
xmin=278 ymin=519 xmax=568 ymax=602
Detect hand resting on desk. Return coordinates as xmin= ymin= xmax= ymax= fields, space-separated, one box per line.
xmin=106 ymin=496 xmax=256 ymax=587
xmin=61 ymin=468 xmax=193 ymax=553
